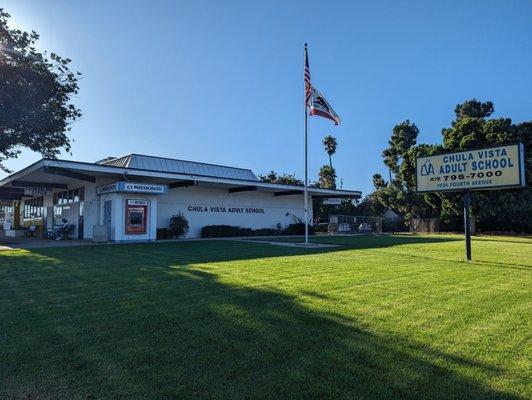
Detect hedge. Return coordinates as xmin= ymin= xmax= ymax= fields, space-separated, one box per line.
xmin=200 ymin=223 xmax=314 ymax=238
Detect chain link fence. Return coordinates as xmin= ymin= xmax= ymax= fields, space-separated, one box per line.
xmin=321 ymin=215 xmax=383 ymax=235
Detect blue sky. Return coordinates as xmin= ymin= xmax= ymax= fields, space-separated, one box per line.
xmin=2 ymin=0 xmax=531 ymax=195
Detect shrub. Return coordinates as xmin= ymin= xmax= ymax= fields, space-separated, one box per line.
xmin=313 ymin=222 xmax=328 ymax=233
xmin=200 ymin=224 xmax=315 ymax=238
xmin=169 ymin=213 xmax=189 ymax=238
xmin=156 ymin=228 xmax=171 ymax=240
xmin=253 ymin=228 xmax=278 ymax=236
xmin=281 ymin=222 xmax=315 ymax=236
xmin=201 ymin=225 xmax=253 ymax=238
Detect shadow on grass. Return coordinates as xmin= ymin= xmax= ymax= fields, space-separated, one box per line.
xmin=0 ymin=235 xmax=463 ymax=270
xmin=1 ymin=243 xmax=525 ymax=399
xmin=250 ymin=234 xmax=463 ymax=248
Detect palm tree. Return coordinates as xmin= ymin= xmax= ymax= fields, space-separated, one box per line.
xmin=322 ymin=135 xmax=337 ymax=169
xmin=318 ymin=165 xmax=336 ymax=189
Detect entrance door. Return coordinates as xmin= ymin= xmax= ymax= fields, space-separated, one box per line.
xmin=103 ymin=200 xmax=112 ymax=239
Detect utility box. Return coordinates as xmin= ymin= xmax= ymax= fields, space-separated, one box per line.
xmin=92 ymin=225 xmax=108 ymax=243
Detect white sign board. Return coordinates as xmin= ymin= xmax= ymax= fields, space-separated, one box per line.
xmin=96 ymin=183 xmax=118 ymax=195
xmin=127 ymin=199 xmax=148 ymax=206
xmin=323 ymin=198 xmax=342 ymax=205
xmin=123 ymin=182 xmax=166 ymax=194
xmin=97 ymin=182 xmax=168 ymax=195
xmin=416 ymin=143 xmax=525 ymax=193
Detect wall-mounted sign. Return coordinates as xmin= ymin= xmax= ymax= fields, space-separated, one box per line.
xmin=97 ymin=183 xmax=118 ymax=195
xmin=127 ymin=199 xmax=148 ymax=206
xmin=416 ymin=143 xmax=525 ymax=193
xmin=24 ymin=187 xmax=53 ymax=196
xmin=97 ymin=182 xmax=168 ymax=195
xmin=187 ymin=205 xmax=265 ymax=214
xmin=322 ymin=198 xmax=342 ymax=205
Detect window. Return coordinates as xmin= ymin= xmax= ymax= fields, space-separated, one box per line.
xmin=0 ymin=205 xmax=13 ymax=221
xmin=23 ymin=197 xmax=44 ymax=219
xmin=53 ymin=187 xmax=84 ymax=205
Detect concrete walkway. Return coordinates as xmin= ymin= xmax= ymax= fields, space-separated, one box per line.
xmin=0 ymin=235 xmax=340 ymax=251
xmin=0 ymin=237 xmax=95 ymax=251
xmin=235 ymin=239 xmax=339 ymax=248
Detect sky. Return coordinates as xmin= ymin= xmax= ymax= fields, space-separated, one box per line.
xmin=2 ymin=0 xmax=531 ymax=195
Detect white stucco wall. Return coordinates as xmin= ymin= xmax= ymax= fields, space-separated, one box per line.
xmin=156 ymin=185 xmax=310 ymax=238
xmin=15 ymin=178 xmax=313 ymax=241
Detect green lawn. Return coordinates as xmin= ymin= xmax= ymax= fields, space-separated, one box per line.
xmin=1 ymin=235 xmax=530 ymax=399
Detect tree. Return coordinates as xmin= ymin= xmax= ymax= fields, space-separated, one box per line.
xmin=322 ymin=135 xmax=337 ymax=169
xmin=454 ymin=99 xmax=493 ymax=120
xmin=258 ymin=171 xmax=303 ymax=186
xmin=372 ymin=173 xmax=387 ymax=190
xmin=382 ymin=120 xmax=419 ymax=175
xmin=373 ymin=99 xmax=531 ymax=232
xmin=318 ymin=165 xmax=336 ymax=189
xmin=0 ymin=9 xmax=82 ymax=172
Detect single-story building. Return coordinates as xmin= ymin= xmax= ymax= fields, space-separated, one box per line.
xmin=0 ymin=154 xmax=361 ymax=241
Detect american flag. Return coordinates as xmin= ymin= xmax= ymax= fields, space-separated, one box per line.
xmin=304 ymin=44 xmax=311 ymax=106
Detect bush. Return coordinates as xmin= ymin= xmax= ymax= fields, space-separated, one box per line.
xmin=313 ymin=223 xmax=328 ymax=233
xmin=253 ymin=228 xmax=278 ymax=236
xmin=201 ymin=225 xmax=253 ymax=238
xmin=169 ymin=213 xmax=189 ymax=238
xmin=281 ymin=222 xmax=315 ymax=236
xmin=156 ymin=228 xmax=171 ymax=240
xmin=200 ymin=223 xmax=315 ymax=238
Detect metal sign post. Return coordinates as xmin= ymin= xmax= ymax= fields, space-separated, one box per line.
xmin=463 ymin=190 xmax=472 ymax=261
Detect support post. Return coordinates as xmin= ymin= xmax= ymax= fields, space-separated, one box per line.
xmin=463 ymin=190 xmax=472 ymax=261
xmin=13 ymin=201 xmax=21 ymax=230
xmin=303 ymin=43 xmax=309 ymax=244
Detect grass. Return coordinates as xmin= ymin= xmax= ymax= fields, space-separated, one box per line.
xmin=0 ymin=234 xmax=530 ymax=399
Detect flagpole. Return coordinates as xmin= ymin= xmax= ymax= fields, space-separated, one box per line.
xmin=304 ymin=43 xmax=309 ymax=244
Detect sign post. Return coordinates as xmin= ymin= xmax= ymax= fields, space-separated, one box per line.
xmin=463 ymin=190 xmax=472 ymax=261
xmin=415 ymin=143 xmax=525 ymax=262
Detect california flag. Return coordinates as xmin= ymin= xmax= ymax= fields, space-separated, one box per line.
xmin=309 ymin=87 xmax=340 ymax=125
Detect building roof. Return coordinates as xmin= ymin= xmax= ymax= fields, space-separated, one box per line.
xmin=99 ymin=154 xmax=259 ymax=181
xmin=0 ymin=157 xmax=362 ymax=200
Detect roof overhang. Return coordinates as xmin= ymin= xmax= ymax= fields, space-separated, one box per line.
xmin=0 ymin=158 xmax=362 ymax=199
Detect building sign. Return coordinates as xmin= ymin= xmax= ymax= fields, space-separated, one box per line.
xmin=127 ymin=199 xmax=148 ymax=206
xmin=323 ymin=198 xmax=342 ymax=205
xmin=97 ymin=182 xmax=168 ymax=195
xmin=97 ymin=183 xmax=118 ymax=195
xmin=416 ymin=143 xmax=525 ymax=193
xmin=187 ymin=205 xmax=265 ymax=214
xmin=24 ymin=187 xmax=53 ymax=196
xmin=123 ymin=182 xmax=167 ymax=194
